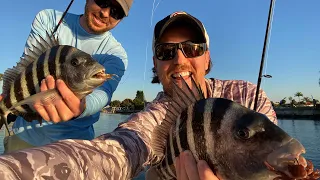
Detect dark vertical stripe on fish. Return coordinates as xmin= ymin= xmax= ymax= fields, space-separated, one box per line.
xmin=178 ymin=109 xmax=190 ymax=152
xmin=13 ymin=74 xmax=24 ymax=102
xmin=25 ymin=62 xmax=37 ymax=95
xmin=36 ymin=53 xmax=46 ymax=85
xmin=48 ymin=46 xmax=58 ymax=77
xmin=59 ymin=45 xmax=71 ymax=64
xmin=209 ymin=98 xmax=233 ymax=171
xmin=192 ymin=100 xmax=209 ymax=160
xmin=4 ymin=87 xmax=13 ymax=109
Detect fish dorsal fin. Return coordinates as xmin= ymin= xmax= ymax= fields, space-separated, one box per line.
xmin=2 ymin=31 xmax=59 ymax=94
xmin=151 ymin=76 xmax=205 ymax=158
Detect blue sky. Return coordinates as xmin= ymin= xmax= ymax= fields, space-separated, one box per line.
xmin=0 ymin=0 xmax=319 ymax=102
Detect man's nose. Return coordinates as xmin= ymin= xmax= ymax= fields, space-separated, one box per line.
xmin=173 ymin=49 xmax=188 ymax=64
xmin=100 ymin=7 xmax=111 ymax=18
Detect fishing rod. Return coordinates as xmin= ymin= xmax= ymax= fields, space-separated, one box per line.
xmin=253 ymin=0 xmax=276 ymax=111
xmin=52 ymin=0 xmax=75 ymax=36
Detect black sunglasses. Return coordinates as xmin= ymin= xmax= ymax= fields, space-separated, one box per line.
xmin=94 ymin=0 xmax=125 ymax=20
xmin=155 ymin=41 xmax=207 ymax=61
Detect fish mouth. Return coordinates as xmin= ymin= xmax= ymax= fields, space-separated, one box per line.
xmin=265 ymin=138 xmax=308 ymax=179
xmin=89 ymin=69 xmax=115 ymax=81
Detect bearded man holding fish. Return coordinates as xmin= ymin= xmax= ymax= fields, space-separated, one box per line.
xmin=0 ymin=0 xmax=134 ymax=153
xmin=0 ymin=11 xmax=319 ymax=180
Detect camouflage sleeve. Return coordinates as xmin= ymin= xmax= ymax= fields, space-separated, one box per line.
xmin=255 ymin=88 xmax=278 ymax=125
xmin=0 ymin=94 xmax=168 ymax=179
xmin=235 ymin=80 xmax=278 ymax=125
xmin=213 ymin=79 xmax=277 ymax=125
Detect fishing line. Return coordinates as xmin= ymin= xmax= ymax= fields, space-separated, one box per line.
xmin=253 ymin=0 xmax=276 ymax=111
xmin=52 ymin=0 xmax=74 ymax=36
xmin=142 ymin=0 xmax=162 ymax=91
xmin=261 ymin=0 xmax=276 ymax=90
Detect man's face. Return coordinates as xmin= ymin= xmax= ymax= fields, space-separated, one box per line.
xmin=153 ymin=26 xmax=210 ymax=96
xmin=83 ymin=0 xmax=123 ymax=34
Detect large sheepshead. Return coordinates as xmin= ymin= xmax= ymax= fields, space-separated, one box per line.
xmin=146 ymin=77 xmax=319 ymax=180
xmin=0 ymin=32 xmax=114 ymax=134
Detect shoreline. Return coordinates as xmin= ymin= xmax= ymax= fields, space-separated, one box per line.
xmin=274 ymin=107 xmax=320 ymax=120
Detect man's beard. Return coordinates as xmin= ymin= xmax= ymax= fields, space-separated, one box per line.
xmin=84 ymin=4 xmax=109 ymax=34
xmin=160 ymin=64 xmax=198 ymax=96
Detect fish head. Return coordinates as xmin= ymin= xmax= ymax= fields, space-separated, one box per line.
xmin=198 ymin=98 xmax=307 ymax=180
xmin=60 ymin=47 xmax=114 ymax=99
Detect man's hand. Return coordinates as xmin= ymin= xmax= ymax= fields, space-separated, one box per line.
xmin=175 ymin=150 xmax=220 ymax=180
xmin=33 ymin=75 xmax=85 ymax=123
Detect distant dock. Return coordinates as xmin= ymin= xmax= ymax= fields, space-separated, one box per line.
xmin=275 ymin=107 xmax=320 ymax=120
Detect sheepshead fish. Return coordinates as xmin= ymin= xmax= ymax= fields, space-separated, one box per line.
xmin=0 ymin=32 xmax=114 ymax=134
xmin=146 ymin=77 xmax=319 ymax=180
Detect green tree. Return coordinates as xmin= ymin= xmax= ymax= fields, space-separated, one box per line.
xmin=110 ymin=100 xmax=121 ymax=107
xmin=121 ymin=98 xmax=134 ymax=109
xmin=135 ymin=90 xmax=145 ymax=101
xmin=294 ymin=92 xmax=303 ymax=103
xmin=132 ymin=90 xmax=145 ymax=110
xmin=133 ymin=98 xmax=144 ymax=110
xmin=0 ymin=73 xmax=3 ymax=81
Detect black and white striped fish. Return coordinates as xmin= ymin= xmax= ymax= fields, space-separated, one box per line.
xmin=0 ymin=32 xmax=114 ymax=134
xmin=146 ymin=77 xmax=309 ymax=180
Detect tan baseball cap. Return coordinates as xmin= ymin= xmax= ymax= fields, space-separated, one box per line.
xmin=116 ymin=0 xmax=133 ymax=16
xmin=152 ymin=11 xmax=210 ymax=53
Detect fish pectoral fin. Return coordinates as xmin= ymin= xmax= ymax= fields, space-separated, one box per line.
xmin=9 ymin=89 xmax=62 ymax=110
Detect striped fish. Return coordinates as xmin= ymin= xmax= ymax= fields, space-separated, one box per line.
xmin=146 ymin=77 xmax=310 ymax=180
xmin=0 ymin=32 xmax=114 ymax=134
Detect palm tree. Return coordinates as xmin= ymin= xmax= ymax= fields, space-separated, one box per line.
xmin=294 ymin=92 xmax=303 ymax=103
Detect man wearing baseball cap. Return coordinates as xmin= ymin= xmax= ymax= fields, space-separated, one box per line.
xmin=3 ymin=0 xmax=134 ymax=153
xmin=0 ymin=11 xmax=276 ymax=180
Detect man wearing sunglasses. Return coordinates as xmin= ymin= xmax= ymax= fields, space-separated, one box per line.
xmin=0 ymin=11 xmax=276 ymax=180
xmin=3 ymin=0 xmax=133 ymax=153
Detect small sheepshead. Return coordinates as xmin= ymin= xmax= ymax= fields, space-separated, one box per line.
xmin=0 ymin=32 xmax=114 ymax=134
xmin=146 ymin=77 xmax=319 ymax=180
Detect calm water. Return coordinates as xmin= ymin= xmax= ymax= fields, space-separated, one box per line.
xmin=0 ymin=114 xmax=319 ymax=178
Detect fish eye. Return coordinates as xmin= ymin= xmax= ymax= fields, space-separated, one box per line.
xmin=71 ymin=58 xmax=80 ymax=67
xmin=236 ymin=128 xmax=251 ymax=139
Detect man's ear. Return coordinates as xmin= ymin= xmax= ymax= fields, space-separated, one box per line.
xmin=153 ymin=56 xmax=157 ymax=69
xmin=205 ymin=51 xmax=210 ymax=71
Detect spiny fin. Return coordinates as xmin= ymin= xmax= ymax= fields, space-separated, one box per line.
xmin=9 ymin=89 xmax=62 ymax=111
xmin=2 ymin=31 xmax=59 ymax=95
xmin=151 ymin=76 xmax=205 ymax=158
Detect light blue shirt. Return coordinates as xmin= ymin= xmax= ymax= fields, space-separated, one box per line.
xmin=13 ymin=9 xmax=128 ymax=146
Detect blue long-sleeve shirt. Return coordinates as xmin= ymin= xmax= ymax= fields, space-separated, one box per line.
xmin=12 ymin=9 xmax=128 ymax=146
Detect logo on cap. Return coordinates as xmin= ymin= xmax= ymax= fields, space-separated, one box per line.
xmin=170 ymin=11 xmax=187 ymax=18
